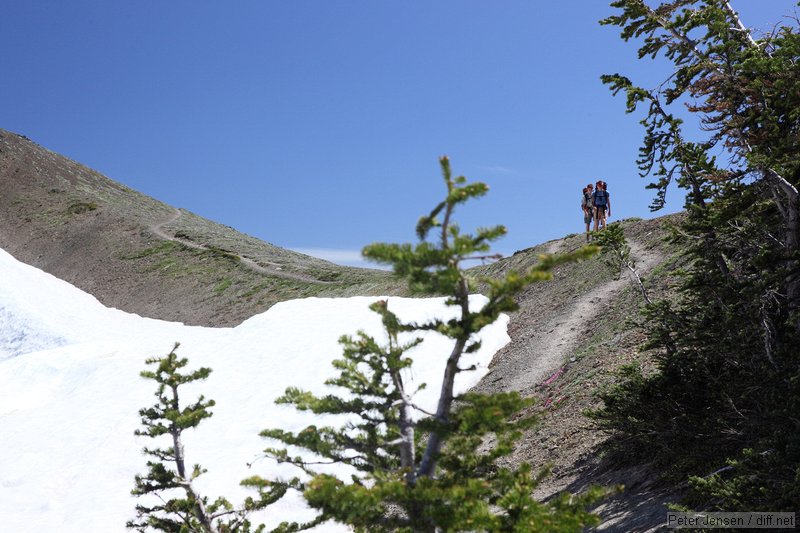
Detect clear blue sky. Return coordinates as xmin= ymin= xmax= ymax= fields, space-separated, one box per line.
xmin=1 ymin=1 xmax=794 ymax=267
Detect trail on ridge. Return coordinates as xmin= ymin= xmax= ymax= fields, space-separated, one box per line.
xmin=475 ymin=237 xmax=660 ymax=397
xmin=472 ymin=235 xmax=669 ymax=533
xmin=149 ymin=208 xmax=330 ymax=284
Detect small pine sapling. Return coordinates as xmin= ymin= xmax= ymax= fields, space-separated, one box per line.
xmin=255 ymin=158 xmax=604 ymax=531
xmin=128 ymin=343 xmax=294 ymax=533
xmin=593 ymin=222 xmax=651 ymax=304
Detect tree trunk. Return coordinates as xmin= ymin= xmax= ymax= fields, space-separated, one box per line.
xmin=783 ymin=183 xmax=800 ymax=332
xmin=392 ymin=372 xmax=416 ymax=485
xmin=416 ymin=277 xmax=470 ymax=479
xmin=171 ymin=385 xmax=218 ymax=533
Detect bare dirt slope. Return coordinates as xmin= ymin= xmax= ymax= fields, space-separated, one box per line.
xmin=0 ymin=129 xmax=404 ymax=327
xmin=473 ymin=216 xmax=682 ymax=532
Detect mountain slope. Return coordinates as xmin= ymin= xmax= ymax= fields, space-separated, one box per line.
xmin=1 ymin=128 xmax=683 ymax=530
xmin=473 ymin=215 xmax=682 ymax=532
xmin=0 ymin=129 xmax=404 ymax=327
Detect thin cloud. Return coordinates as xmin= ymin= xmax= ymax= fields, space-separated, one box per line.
xmin=480 ymin=165 xmax=518 ymax=175
xmin=291 ymin=247 xmax=389 ymax=269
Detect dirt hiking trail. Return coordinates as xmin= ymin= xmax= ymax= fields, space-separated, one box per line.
xmin=474 ymin=235 xmax=671 ymax=532
xmin=476 ymin=237 xmax=660 ymax=396
xmin=150 ymin=208 xmax=330 ymax=284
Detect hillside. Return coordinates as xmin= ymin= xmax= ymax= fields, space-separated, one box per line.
xmin=469 ymin=215 xmax=682 ymax=532
xmin=1 ymin=129 xmax=681 ymax=530
xmin=0 ymin=129 xmax=405 ymax=327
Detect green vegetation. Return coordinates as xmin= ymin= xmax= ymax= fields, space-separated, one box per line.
xmin=594 ymin=223 xmax=652 ymax=303
xmin=205 ymin=245 xmax=241 ymax=263
xmin=591 ymin=0 xmax=800 ymax=510
xmin=129 ymin=344 xmax=298 ymax=532
xmin=308 ymin=269 xmax=342 ymax=282
xmin=122 ymin=242 xmax=239 ymax=281
xmin=66 ymin=201 xmax=98 ymax=214
xmin=121 ymin=241 xmax=180 ymax=260
xmin=213 ymin=278 xmax=233 ymax=295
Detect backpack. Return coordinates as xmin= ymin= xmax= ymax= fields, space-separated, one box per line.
xmin=593 ymin=189 xmax=608 ymax=207
xmin=583 ymin=191 xmax=592 ymax=209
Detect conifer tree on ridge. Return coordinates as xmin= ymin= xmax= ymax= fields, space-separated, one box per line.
xmin=255 ymin=157 xmax=603 ymax=532
xmin=593 ymin=0 xmax=800 ymax=509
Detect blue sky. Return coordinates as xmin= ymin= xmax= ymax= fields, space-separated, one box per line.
xmin=1 ymin=1 xmax=795 ymax=267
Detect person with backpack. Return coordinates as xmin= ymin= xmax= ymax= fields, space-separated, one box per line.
xmin=582 ymin=183 xmax=594 ymax=241
xmin=592 ymin=180 xmax=611 ymax=231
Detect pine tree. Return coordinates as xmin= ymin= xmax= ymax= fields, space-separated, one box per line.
xmin=593 ymin=222 xmax=652 ymax=305
xmin=128 ymin=343 xmax=296 ymax=533
xmin=254 ymin=158 xmax=603 ymax=531
xmin=592 ymin=0 xmax=800 ymax=509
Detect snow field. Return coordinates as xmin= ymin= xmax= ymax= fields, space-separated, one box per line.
xmin=0 ymin=248 xmax=510 ymax=531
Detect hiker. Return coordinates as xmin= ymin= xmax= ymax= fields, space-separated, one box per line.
xmin=582 ymin=183 xmax=594 ymax=241
xmin=592 ymin=180 xmax=611 ymax=231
